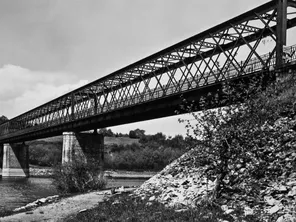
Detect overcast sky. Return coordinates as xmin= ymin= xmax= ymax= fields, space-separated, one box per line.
xmin=0 ymin=0 xmax=292 ymax=136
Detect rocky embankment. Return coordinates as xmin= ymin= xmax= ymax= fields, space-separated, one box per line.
xmin=134 ymin=117 xmax=296 ymax=221
xmin=12 ymin=195 xmax=60 ymax=213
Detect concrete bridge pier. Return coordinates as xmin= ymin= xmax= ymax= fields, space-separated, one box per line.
xmin=62 ymin=131 xmax=104 ymax=177
xmin=1 ymin=142 xmax=29 ymax=177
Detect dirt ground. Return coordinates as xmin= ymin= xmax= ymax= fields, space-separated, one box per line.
xmin=0 ymin=188 xmax=135 ymax=222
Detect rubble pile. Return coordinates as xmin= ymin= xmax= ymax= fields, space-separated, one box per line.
xmin=134 ymin=117 xmax=296 ymax=221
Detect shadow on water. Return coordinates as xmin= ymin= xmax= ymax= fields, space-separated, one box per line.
xmin=0 ymin=177 xmax=57 ymax=212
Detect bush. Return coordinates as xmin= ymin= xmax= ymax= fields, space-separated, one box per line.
xmin=104 ymin=132 xmax=194 ymax=171
xmin=29 ymin=141 xmax=62 ymax=166
xmin=105 ymin=145 xmax=185 ymax=171
xmin=180 ymin=73 xmax=296 ymax=199
xmin=129 ymin=129 xmax=145 ymax=139
xmin=53 ymin=160 xmax=107 ymax=194
xmin=98 ymin=128 xmax=114 ymax=137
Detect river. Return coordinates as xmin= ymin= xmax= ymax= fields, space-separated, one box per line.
xmin=0 ymin=177 xmax=147 ymax=212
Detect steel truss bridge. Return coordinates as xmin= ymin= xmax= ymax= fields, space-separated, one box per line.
xmin=1 ymin=0 xmax=296 ymax=143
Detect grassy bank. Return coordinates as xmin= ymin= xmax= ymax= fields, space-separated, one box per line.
xmin=64 ymin=192 xmax=234 ymax=222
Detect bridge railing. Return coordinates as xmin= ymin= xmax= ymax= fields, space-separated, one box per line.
xmin=1 ymin=44 xmax=296 ymax=140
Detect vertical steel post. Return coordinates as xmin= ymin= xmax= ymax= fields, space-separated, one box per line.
xmin=71 ymin=93 xmax=75 ymax=121
xmin=276 ymin=0 xmax=287 ymax=68
xmin=94 ymin=96 xmax=98 ymax=115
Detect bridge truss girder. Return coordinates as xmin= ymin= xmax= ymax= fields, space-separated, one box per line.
xmin=1 ymin=0 xmax=296 ymax=143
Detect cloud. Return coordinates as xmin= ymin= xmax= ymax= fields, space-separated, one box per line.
xmin=0 ymin=64 xmax=88 ymax=118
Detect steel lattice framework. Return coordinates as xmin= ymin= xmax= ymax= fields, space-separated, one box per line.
xmin=1 ymin=0 xmax=296 ymax=143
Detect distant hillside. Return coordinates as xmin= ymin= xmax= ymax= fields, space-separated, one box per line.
xmin=104 ymin=137 xmax=139 ymax=146
xmin=35 ymin=136 xmax=139 ymax=146
xmin=0 ymin=115 xmax=8 ymax=125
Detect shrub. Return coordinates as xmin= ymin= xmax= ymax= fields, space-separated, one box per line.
xmin=98 ymin=128 xmax=114 ymax=137
xmin=29 ymin=141 xmax=62 ymax=166
xmin=179 ymin=73 xmax=296 ymax=200
xmin=105 ymin=145 xmax=185 ymax=171
xmin=53 ymin=160 xmax=107 ymax=194
xmin=129 ymin=129 xmax=146 ymax=139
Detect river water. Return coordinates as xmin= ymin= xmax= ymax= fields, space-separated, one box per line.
xmin=0 ymin=177 xmax=147 ymax=212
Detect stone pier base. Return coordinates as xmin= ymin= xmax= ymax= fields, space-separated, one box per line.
xmin=62 ymin=132 xmax=104 ymax=175
xmin=2 ymin=143 xmax=29 ymax=177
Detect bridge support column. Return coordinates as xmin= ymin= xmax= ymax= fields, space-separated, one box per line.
xmin=62 ymin=132 xmax=104 ymax=176
xmin=276 ymin=0 xmax=287 ymax=68
xmin=2 ymin=143 xmax=29 ymax=177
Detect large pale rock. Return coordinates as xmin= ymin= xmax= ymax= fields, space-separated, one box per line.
xmin=276 ymin=214 xmax=296 ymax=222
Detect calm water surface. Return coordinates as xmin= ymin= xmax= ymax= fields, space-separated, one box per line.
xmin=0 ymin=177 xmax=147 ymax=212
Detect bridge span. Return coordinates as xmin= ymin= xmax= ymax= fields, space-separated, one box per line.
xmin=1 ymin=0 xmax=296 ymax=177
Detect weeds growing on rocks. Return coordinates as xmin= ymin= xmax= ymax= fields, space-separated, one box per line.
xmin=176 ymin=72 xmax=296 ymax=220
xmin=64 ymin=192 xmax=235 ymax=222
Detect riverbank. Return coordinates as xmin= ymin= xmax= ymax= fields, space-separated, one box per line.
xmin=1 ymin=147 xmax=295 ymax=221
xmin=28 ymin=166 xmax=156 ymax=179
xmin=0 ymin=169 xmax=155 ymax=217
xmin=0 ymin=187 xmax=135 ymax=222
xmin=0 ymin=166 xmax=157 ymax=178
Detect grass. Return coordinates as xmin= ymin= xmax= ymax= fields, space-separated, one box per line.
xmin=64 ymin=192 xmax=236 ymax=222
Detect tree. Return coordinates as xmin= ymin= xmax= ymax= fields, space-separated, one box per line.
xmin=129 ymin=130 xmax=137 ymax=139
xmin=98 ymin=128 xmax=114 ymax=137
xmin=0 ymin=115 xmax=8 ymax=125
xmin=180 ymin=73 xmax=296 ymax=201
xmin=134 ymin=128 xmax=145 ymax=138
xmin=129 ymin=128 xmax=145 ymax=139
xmin=167 ymin=135 xmax=185 ymax=148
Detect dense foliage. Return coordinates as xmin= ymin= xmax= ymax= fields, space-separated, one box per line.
xmin=26 ymin=133 xmax=191 ymax=171
xmin=0 ymin=115 xmax=8 ymax=125
xmin=98 ymin=128 xmax=115 ymax=137
xmin=28 ymin=140 xmax=62 ymax=166
xmin=129 ymin=128 xmax=145 ymax=139
xmin=53 ymin=160 xmax=106 ymax=194
xmin=104 ymin=134 xmax=193 ymax=171
xmin=105 ymin=143 xmax=185 ymax=171
xmin=180 ymin=73 xmax=296 ymax=205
